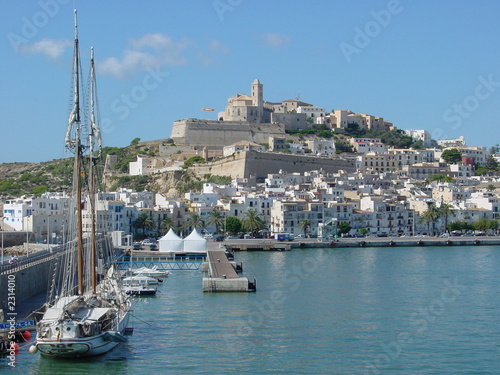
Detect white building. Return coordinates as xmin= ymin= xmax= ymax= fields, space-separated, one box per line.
xmin=129 ymin=155 xmax=180 ymax=175
xmin=437 ymin=136 xmax=466 ymax=148
xmin=350 ymin=138 xmax=387 ymax=154
xmin=305 ymin=140 xmax=336 ymax=156
xmin=297 ymin=106 xmax=326 ymax=124
xmin=3 ymin=193 xmax=70 ymax=231
xmin=223 ymin=141 xmax=266 ymax=157
xmin=404 ymin=129 xmax=433 ymax=147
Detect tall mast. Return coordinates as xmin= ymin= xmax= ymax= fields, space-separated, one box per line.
xmin=66 ymin=9 xmax=84 ymax=296
xmin=89 ymin=46 xmax=101 ymax=294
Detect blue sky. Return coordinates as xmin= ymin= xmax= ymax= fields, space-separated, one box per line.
xmin=1 ymin=0 xmax=500 ymax=163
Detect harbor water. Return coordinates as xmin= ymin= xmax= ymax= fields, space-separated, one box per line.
xmin=3 ymin=245 xmax=500 ymax=374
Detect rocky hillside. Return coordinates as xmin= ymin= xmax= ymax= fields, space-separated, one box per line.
xmin=0 ymin=139 xmax=232 ymax=203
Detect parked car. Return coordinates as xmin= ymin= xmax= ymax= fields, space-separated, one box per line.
xmin=148 ymin=243 xmax=157 ymax=251
xmin=213 ymin=235 xmax=224 ymax=242
xmin=132 ymin=242 xmax=142 ymax=250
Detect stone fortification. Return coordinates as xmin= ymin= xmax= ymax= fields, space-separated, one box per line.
xmin=190 ymin=149 xmax=356 ymax=179
xmin=170 ymin=119 xmax=286 ymax=146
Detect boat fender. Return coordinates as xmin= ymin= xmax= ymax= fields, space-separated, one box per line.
xmin=22 ymin=331 xmax=31 ymax=341
xmin=389 ymin=241 xmax=395 ymax=246
xmin=359 ymin=241 xmax=366 ymax=247
xmin=29 ymin=345 xmax=38 ymax=354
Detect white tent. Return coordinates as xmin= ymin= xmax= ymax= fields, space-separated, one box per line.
xmin=183 ymin=228 xmax=207 ymax=253
xmin=158 ymin=228 xmax=183 ymax=252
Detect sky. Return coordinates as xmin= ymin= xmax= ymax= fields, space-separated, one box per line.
xmin=1 ymin=0 xmax=500 ymax=163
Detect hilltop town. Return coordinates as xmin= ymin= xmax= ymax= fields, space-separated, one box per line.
xmin=2 ymin=79 xmax=500 ymax=245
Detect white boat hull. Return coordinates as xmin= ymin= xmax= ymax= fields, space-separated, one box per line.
xmin=36 ymin=312 xmax=130 ymax=358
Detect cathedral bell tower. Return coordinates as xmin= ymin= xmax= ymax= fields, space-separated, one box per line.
xmin=251 ymin=79 xmax=263 ymax=122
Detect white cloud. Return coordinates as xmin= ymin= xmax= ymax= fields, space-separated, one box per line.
xmin=262 ymin=33 xmax=291 ymax=48
xmin=97 ymin=33 xmax=190 ymax=79
xmin=20 ymin=38 xmax=72 ymax=60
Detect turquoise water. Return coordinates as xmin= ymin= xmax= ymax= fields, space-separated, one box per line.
xmin=3 ymin=246 xmax=500 ymax=374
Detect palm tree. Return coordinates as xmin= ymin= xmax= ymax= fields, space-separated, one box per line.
xmin=241 ymin=209 xmax=266 ymax=236
xmin=207 ymin=210 xmax=225 ymax=234
xmin=438 ymin=203 xmax=455 ymax=234
xmin=161 ymin=216 xmax=174 ymax=234
xmin=298 ymin=219 xmax=310 ymax=237
xmin=132 ymin=212 xmax=154 ymax=236
xmin=187 ymin=213 xmax=203 ymax=231
xmin=418 ymin=204 xmax=440 ymax=235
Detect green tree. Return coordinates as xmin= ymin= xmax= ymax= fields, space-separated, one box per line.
xmin=161 ymin=216 xmax=174 ymax=234
xmin=182 ymin=156 xmax=206 ymax=169
xmin=225 ymin=216 xmax=242 ymax=235
xmin=337 ymin=221 xmax=352 ymax=235
xmin=359 ymin=228 xmax=368 ymax=235
xmin=441 ymin=148 xmax=462 ymax=164
xmin=418 ymin=204 xmax=440 ymax=235
xmin=426 ymin=174 xmax=454 ymax=184
xmin=187 ymin=213 xmax=203 ymax=230
xmin=438 ymin=203 xmax=455 ymax=233
xmin=132 ymin=212 xmax=154 ymax=236
xmin=486 ymin=184 xmax=496 ymax=192
xmin=488 ymin=219 xmax=499 ymax=234
xmin=472 ymin=218 xmax=490 ymax=232
xmin=486 ymin=155 xmax=498 ymax=169
xmin=130 ymin=137 xmax=141 ymax=146
xmin=207 ymin=210 xmax=225 ymax=234
xmin=447 ymin=220 xmax=469 ymax=232
xmin=241 ymin=209 xmax=267 ymax=236
xmin=298 ymin=219 xmax=310 ymax=237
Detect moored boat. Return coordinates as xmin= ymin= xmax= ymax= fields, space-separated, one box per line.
xmin=31 ymin=10 xmax=132 ymax=358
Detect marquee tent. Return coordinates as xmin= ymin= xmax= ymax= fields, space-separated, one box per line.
xmin=158 ymin=228 xmax=183 ymax=252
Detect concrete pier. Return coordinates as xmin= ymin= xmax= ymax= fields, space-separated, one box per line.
xmin=202 ymin=247 xmax=255 ymax=292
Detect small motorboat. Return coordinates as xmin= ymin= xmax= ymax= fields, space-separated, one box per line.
xmin=123 ymin=275 xmax=161 ymax=285
xmin=132 ymin=266 xmax=170 ymax=278
xmin=122 ymin=284 xmax=157 ymax=296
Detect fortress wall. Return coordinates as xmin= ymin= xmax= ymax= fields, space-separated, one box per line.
xmin=191 ymin=150 xmax=356 ymax=179
xmin=243 ymin=151 xmax=356 ymax=178
xmin=170 ymin=119 xmax=286 ymax=146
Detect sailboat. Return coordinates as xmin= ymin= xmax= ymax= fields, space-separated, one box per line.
xmin=30 ymin=10 xmax=132 ymax=358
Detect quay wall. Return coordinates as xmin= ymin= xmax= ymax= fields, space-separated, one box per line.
xmin=291 ymin=238 xmax=500 ymax=248
xmin=0 ymin=237 xmax=115 ymax=313
xmin=0 ymin=261 xmax=52 ymax=313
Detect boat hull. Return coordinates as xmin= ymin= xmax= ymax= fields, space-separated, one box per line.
xmin=36 ymin=311 xmax=130 ymax=358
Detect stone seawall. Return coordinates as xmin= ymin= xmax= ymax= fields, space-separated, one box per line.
xmin=0 ymin=260 xmax=53 ymax=313
xmin=192 ymin=150 xmax=356 ymax=179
